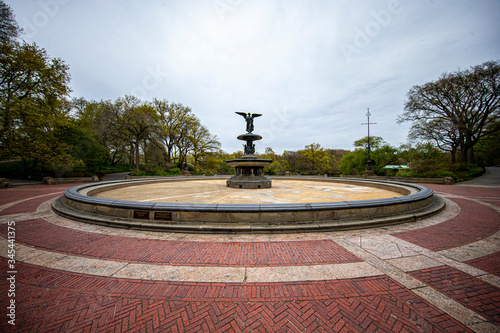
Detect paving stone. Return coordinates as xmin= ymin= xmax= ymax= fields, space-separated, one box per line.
xmin=0 ymin=180 xmax=499 ymax=331
xmin=387 ymin=255 xmax=443 ymax=272
xmin=410 ymin=266 xmax=500 ymax=325
xmin=246 ymin=262 xmax=382 ymax=282
xmin=394 ymin=198 xmax=500 ymax=251
xmin=465 ymin=252 xmax=500 ymax=277
xmin=0 ymin=219 xmax=361 ymax=266
xmin=0 ymin=261 xmax=473 ymax=333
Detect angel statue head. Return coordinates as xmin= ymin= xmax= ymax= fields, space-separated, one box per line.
xmin=235 ymin=112 xmax=262 ymax=133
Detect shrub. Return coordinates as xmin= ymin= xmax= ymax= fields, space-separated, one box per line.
xmin=395 ymin=170 xmax=413 ymax=178
xmin=169 ymin=167 xmax=181 ymax=175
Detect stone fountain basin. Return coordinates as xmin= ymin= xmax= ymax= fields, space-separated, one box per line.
xmin=52 ymin=176 xmax=444 ymax=233
xmin=225 ymin=159 xmax=273 ymax=167
xmin=237 ymin=133 xmax=263 ymax=141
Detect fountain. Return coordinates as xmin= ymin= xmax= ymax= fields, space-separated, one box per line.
xmin=52 ymin=112 xmax=445 ymax=233
xmin=225 ymin=112 xmax=272 ymax=189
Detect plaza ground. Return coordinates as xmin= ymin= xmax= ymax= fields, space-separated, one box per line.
xmin=0 ymin=168 xmax=499 ymax=332
xmin=93 ymin=178 xmax=404 ymax=204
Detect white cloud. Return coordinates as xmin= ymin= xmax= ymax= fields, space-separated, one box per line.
xmin=7 ymin=0 xmax=500 ymax=153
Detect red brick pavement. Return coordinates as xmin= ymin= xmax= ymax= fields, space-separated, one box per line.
xmin=0 ymin=218 xmax=361 ymax=266
xmin=425 ymin=184 xmax=500 ymax=207
xmin=423 ymin=184 xmax=500 ymax=201
xmin=0 ymin=184 xmax=76 ymax=206
xmin=1 ymin=182 xmax=499 ymax=331
xmin=410 ymin=266 xmax=500 ymax=325
xmin=0 ymin=260 xmax=471 ymax=332
xmin=393 ymin=198 xmax=500 ymax=251
xmin=465 ymin=252 xmax=500 ymax=277
xmin=0 ymin=193 xmax=64 ymax=215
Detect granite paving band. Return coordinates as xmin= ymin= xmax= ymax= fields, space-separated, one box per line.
xmin=466 ymin=253 xmax=500 ymax=277
xmin=0 ymin=178 xmax=499 ymax=332
xmin=410 ymin=266 xmax=500 ymax=325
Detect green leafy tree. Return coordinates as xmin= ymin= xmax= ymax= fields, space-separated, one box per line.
xmin=0 ymin=40 xmax=71 ymax=176
xmin=119 ymin=96 xmax=158 ymax=170
xmin=339 ymin=150 xmax=366 ymax=175
xmin=339 ymin=137 xmax=397 ymax=175
xmin=300 ymin=143 xmax=332 ymax=175
xmin=190 ymin=123 xmax=221 ymax=173
xmin=196 ymin=149 xmax=230 ymax=175
xmin=54 ymin=120 xmax=107 ymax=174
xmin=72 ymin=99 xmax=129 ymax=166
xmin=326 ymin=149 xmax=349 ymax=175
xmin=281 ymin=150 xmax=303 ymax=174
xmin=154 ymin=99 xmax=195 ymax=167
xmin=397 ymin=142 xmax=448 ymax=178
xmin=353 ymin=136 xmax=384 ymax=150
xmin=474 ymin=128 xmax=500 ymax=166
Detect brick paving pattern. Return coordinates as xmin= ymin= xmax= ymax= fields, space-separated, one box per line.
xmin=0 ymin=219 xmax=360 ymax=266
xmin=0 ymin=185 xmax=74 ymax=206
xmin=0 ymin=193 xmax=64 ymax=215
xmin=393 ymin=198 xmax=500 ymax=251
xmin=0 ymin=177 xmax=499 ymax=332
xmin=465 ymin=253 xmax=500 ymax=277
xmin=0 ymin=260 xmax=470 ymax=332
xmin=410 ymin=266 xmax=500 ymax=325
xmin=424 ymin=184 xmax=500 ymax=199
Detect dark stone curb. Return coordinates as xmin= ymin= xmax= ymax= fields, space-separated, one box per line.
xmin=52 ymin=194 xmax=445 ymax=234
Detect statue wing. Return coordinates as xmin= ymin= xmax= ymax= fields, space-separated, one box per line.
xmin=251 ymin=113 xmax=262 ymax=118
xmin=235 ymin=112 xmax=247 ymax=117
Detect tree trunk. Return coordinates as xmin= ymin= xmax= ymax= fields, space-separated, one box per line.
xmin=135 ymin=141 xmax=140 ymax=170
xmin=129 ymin=145 xmax=135 ymax=168
xmin=467 ymin=146 xmax=475 ymax=164
xmin=459 ymin=147 xmax=468 ymax=170
xmin=143 ymin=140 xmax=148 ymax=172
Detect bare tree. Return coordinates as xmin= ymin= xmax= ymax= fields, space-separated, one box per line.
xmin=408 ymin=118 xmax=460 ymax=163
xmin=190 ymin=124 xmax=221 ymax=172
xmin=0 ymin=1 xmax=22 ymax=44
xmin=398 ymin=60 xmax=500 ymax=167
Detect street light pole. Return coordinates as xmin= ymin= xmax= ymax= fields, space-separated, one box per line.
xmin=361 ymin=108 xmax=377 ymax=174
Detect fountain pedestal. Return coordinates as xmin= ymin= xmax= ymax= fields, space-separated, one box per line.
xmin=226 ymin=133 xmax=272 ymax=189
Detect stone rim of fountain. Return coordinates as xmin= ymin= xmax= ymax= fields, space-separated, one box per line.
xmin=52 ymin=176 xmax=444 ymax=234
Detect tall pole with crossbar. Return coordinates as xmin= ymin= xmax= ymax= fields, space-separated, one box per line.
xmin=361 ymin=108 xmax=377 ymax=174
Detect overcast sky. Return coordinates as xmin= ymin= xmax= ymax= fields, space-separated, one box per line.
xmin=6 ymin=0 xmax=500 ymax=153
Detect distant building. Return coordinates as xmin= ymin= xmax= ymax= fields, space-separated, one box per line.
xmin=383 ymin=165 xmax=410 ymax=170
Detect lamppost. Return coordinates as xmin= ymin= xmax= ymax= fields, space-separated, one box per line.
xmin=361 ymin=108 xmax=376 ymax=175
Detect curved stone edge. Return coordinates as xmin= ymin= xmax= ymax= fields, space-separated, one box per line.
xmin=52 ymin=176 xmax=440 ymax=233
xmin=225 ymin=159 xmax=273 ymax=168
xmin=62 ymin=176 xmax=432 ymax=212
xmin=52 ymin=194 xmax=445 ymax=234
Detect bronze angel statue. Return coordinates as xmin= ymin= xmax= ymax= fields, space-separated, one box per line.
xmin=235 ymin=112 xmax=262 ymax=133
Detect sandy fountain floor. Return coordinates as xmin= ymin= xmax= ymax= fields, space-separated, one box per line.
xmin=94 ymin=179 xmax=403 ymax=204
